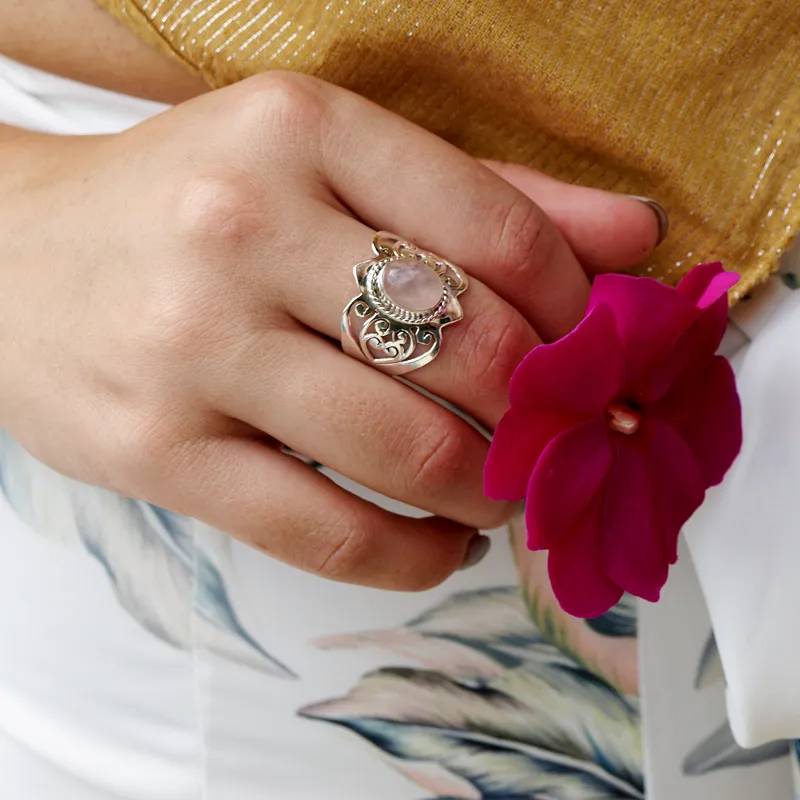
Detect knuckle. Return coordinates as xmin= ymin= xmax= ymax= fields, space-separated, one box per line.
xmin=174 ymin=171 xmax=263 ymax=244
xmin=487 ymin=194 xmax=553 ymax=281
xmin=457 ymin=308 xmax=532 ymax=397
xmin=228 ymin=72 xmax=325 ymax=145
xmin=404 ymin=416 xmax=469 ymax=496
xmin=308 ymin=513 xmax=371 ymax=581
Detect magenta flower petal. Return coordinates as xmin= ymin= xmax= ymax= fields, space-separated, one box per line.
xmin=676 ymin=261 xmax=738 ymax=308
xmin=509 ymin=304 xmax=624 ymax=414
xmin=485 ymin=263 xmax=742 ymax=618
xmin=672 ymin=263 xmax=737 ymax=366
xmin=547 ymin=493 xmax=624 ymax=619
xmin=652 ymin=356 xmax=742 ymax=487
xmin=601 ymin=436 xmax=669 ymax=603
xmin=588 ymin=274 xmax=695 ymax=388
xmin=671 ymin=265 xmax=737 ymax=370
xmin=696 ymin=272 xmax=739 ymax=309
xmin=526 ymin=420 xmax=613 ymax=550
xmin=614 ymin=265 xmax=737 ymax=403
xmin=691 ymin=288 xmax=734 ymax=353
xmin=637 ymin=297 xmax=730 ymax=403
xmin=644 ymin=420 xmax=706 ymax=564
xmin=484 ymin=407 xmax=580 ymax=501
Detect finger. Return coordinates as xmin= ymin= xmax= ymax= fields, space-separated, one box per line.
xmin=281 ymin=208 xmax=540 ymax=428
xmin=205 ymin=325 xmax=515 ymax=530
xmin=148 ymin=436 xmax=488 ymax=591
xmin=310 ymin=81 xmax=591 ymax=340
xmin=481 ymin=160 xmax=667 ymax=273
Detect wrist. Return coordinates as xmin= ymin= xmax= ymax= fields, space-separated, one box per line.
xmin=0 ymin=126 xmax=106 ymax=429
xmin=0 ymin=125 xmax=102 ymax=196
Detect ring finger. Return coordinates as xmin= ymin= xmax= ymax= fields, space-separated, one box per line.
xmin=281 ymin=208 xmax=541 ymax=430
xmin=208 ymin=325 xmax=515 ymax=530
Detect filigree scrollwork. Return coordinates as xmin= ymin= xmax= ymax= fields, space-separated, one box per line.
xmin=343 ymin=302 xmax=442 ymax=371
xmin=341 ymin=232 xmax=467 ymax=375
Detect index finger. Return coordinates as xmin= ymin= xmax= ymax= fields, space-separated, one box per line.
xmin=310 ymin=79 xmax=591 ymax=341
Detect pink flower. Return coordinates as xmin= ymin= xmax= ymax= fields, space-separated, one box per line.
xmin=484 ymin=263 xmax=742 ymax=618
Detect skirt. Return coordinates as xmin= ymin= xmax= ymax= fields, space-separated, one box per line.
xmin=1 ymin=54 xmax=798 ymax=800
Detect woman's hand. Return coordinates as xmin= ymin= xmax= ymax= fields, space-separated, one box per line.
xmin=0 ymin=73 xmax=661 ymax=590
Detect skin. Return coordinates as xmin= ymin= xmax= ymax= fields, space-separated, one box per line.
xmin=0 ymin=0 xmax=207 ymax=103
xmin=0 ymin=3 xmax=662 ymax=591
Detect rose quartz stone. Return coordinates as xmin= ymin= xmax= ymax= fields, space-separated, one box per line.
xmin=381 ymin=259 xmax=443 ymax=311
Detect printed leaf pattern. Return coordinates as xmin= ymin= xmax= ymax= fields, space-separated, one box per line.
xmin=314 ymin=585 xmax=574 ymax=680
xmin=0 ymin=430 xmax=292 ymax=677
xmin=511 ymin=517 xmax=639 ymax=695
xmin=683 ymin=720 xmax=789 ymax=776
xmin=694 ymin=632 xmax=724 ymax=690
xmin=684 ymin=629 xmax=791 ymax=779
xmin=303 ymin=587 xmax=644 ymax=799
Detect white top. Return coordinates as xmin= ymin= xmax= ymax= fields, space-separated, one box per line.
xmin=0 ymin=55 xmax=167 ymax=134
xmin=1 ymin=53 xmax=798 ymax=800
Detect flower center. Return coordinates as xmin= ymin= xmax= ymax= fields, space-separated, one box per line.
xmin=607 ymin=403 xmax=642 ymax=435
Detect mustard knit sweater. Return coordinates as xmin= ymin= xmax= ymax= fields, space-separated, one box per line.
xmin=95 ymin=0 xmax=800 ymax=299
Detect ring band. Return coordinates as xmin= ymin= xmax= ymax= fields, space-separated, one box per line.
xmin=341 ymin=232 xmax=469 ymax=375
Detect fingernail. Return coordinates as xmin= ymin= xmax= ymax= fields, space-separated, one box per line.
xmin=459 ymin=533 xmax=491 ymax=570
xmin=629 ymin=196 xmax=670 ymax=245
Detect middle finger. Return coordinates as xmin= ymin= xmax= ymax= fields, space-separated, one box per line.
xmin=283 ymin=208 xmax=541 ymax=429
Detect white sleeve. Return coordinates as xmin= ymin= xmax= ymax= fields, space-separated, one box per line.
xmin=0 ymin=55 xmax=167 ymax=135
xmin=686 ymin=247 xmax=800 ymax=748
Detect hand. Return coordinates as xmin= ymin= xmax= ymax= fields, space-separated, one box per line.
xmin=0 ymin=73 xmax=661 ymax=590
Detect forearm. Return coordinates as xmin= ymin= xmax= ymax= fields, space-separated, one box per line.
xmin=0 ymin=124 xmax=47 ymax=420
xmin=0 ymin=124 xmax=68 ymax=288
xmin=0 ymin=0 xmax=207 ymax=103
xmin=0 ymin=123 xmax=87 ymax=195
xmin=0 ymin=120 xmax=103 ymax=433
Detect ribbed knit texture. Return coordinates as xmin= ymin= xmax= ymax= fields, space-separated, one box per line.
xmin=95 ymin=0 xmax=800 ymax=299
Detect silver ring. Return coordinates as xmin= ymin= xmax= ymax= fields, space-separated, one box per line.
xmin=341 ymin=232 xmax=469 ymax=375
